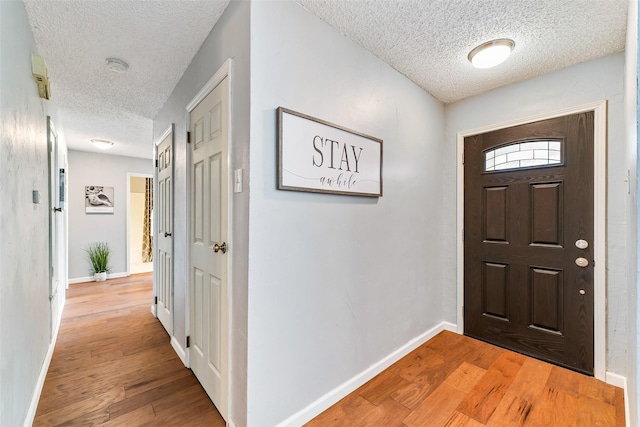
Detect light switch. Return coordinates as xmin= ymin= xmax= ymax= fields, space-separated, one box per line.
xmin=234 ymin=169 xmax=243 ymax=193
xmin=32 ymin=190 xmax=40 ymax=204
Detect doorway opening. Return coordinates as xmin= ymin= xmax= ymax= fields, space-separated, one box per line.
xmin=127 ymin=173 xmax=154 ymax=275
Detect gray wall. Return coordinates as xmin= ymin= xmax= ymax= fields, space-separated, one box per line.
xmin=248 ymin=2 xmax=445 ymax=425
xmin=630 ymin=0 xmax=639 ymax=423
xmin=445 ymin=54 xmax=629 ymax=376
xmin=152 ymin=1 xmax=250 ymax=424
xmin=67 ymin=150 xmax=152 ymax=279
xmin=0 ymin=1 xmax=68 ymax=424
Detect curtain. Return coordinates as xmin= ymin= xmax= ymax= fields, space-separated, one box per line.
xmin=142 ymin=178 xmax=153 ymax=263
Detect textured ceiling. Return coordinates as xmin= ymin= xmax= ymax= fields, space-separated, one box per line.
xmin=23 ymin=0 xmax=627 ymax=160
xmin=23 ymin=0 xmax=230 ymax=159
xmin=295 ymin=0 xmax=628 ymax=103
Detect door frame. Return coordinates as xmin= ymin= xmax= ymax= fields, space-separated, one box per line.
xmin=126 ymin=172 xmax=154 ymax=276
xmin=456 ymin=100 xmax=607 ymax=380
xmin=184 ymin=58 xmax=233 ymax=419
xmin=151 ymin=124 xmax=174 ymax=318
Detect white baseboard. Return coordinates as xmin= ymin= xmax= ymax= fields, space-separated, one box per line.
xmin=227 ymin=419 xmax=237 ymax=427
xmin=24 ymin=296 xmax=66 ymax=427
xmin=151 ymin=304 xmax=157 ymax=317
xmin=276 ymin=321 xmax=457 ymax=427
xmin=171 ymin=336 xmax=188 ymax=367
xmin=606 ymin=371 xmax=630 ymax=427
xmin=68 ymin=272 xmax=128 ymax=284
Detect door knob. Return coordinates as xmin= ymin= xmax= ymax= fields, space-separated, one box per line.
xmin=575 ymin=257 xmax=589 ymax=267
xmin=212 ymin=242 xmax=227 ymax=254
xmin=164 ymin=232 xmax=172 ymax=237
xmin=53 ymin=207 xmax=62 ymax=212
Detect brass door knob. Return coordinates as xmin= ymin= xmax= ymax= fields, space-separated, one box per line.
xmin=213 ymin=242 xmax=227 ymax=254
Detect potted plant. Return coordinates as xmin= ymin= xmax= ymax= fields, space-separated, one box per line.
xmin=85 ymin=242 xmax=112 ymax=281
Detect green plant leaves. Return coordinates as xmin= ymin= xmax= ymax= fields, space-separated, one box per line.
xmin=85 ymin=242 xmax=112 ymax=274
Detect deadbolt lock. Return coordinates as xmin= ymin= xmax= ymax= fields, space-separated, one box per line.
xmin=575 ymin=239 xmax=589 ymax=249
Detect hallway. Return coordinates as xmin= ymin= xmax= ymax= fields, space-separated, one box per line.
xmin=33 ymin=274 xmax=224 ymax=426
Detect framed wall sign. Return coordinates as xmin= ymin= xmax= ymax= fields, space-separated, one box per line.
xmin=85 ymin=185 xmax=114 ymax=214
xmin=277 ymin=107 xmax=383 ymax=197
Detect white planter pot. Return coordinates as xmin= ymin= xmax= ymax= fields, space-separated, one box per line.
xmin=94 ymin=272 xmax=107 ymax=282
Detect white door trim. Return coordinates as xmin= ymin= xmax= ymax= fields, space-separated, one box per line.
xmin=185 ymin=58 xmax=233 ymax=420
xmin=456 ymin=100 xmax=607 ymax=380
xmin=126 ymin=172 xmax=154 ymax=277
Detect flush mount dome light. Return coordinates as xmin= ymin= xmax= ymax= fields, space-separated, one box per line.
xmin=468 ymin=39 xmax=515 ymax=69
xmin=105 ymin=57 xmax=129 ymax=73
xmin=91 ymin=139 xmax=114 ymax=150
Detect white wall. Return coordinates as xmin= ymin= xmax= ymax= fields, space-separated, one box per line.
xmin=0 ymin=1 xmax=68 ymax=425
xmin=445 ymin=54 xmax=628 ymax=376
xmin=152 ymin=1 xmax=250 ymax=424
xmin=248 ymin=2 xmax=445 ymax=425
xmin=67 ymin=150 xmax=152 ymax=280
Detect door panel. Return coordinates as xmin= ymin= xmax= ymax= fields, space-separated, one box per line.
xmin=464 ymin=112 xmax=594 ymax=374
xmin=47 ymin=117 xmax=60 ymax=339
xmin=190 ymin=76 xmax=229 ymax=420
xmin=156 ymin=130 xmax=173 ymax=335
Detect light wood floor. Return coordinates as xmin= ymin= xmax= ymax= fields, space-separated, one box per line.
xmin=33 ymin=273 xmax=225 ymax=426
xmin=34 ymin=274 xmax=624 ymax=426
xmin=307 ymin=330 xmax=625 ymax=426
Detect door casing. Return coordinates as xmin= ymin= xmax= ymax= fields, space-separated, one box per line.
xmin=184 ymin=58 xmax=233 ymax=420
xmin=456 ymin=100 xmax=607 ymax=380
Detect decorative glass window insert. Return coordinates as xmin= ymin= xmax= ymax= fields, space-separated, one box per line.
xmin=484 ymin=139 xmax=562 ymax=172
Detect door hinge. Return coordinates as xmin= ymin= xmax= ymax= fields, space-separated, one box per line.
xmin=155 ymin=159 xmax=158 ymax=168
xmin=187 ymin=131 xmax=191 ymax=144
xmin=154 ymin=296 xmax=158 ymax=304
xmin=186 ymin=336 xmax=190 ymax=348
xmin=462 ymin=152 xmax=464 ymax=165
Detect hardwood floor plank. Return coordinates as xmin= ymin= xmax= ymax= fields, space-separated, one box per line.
xmin=443 ymin=410 xmax=485 ymax=427
xmin=444 ymin=361 xmax=486 ymax=394
xmin=96 ymin=404 xmax=157 ymax=426
xmin=33 ymin=386 xmax=124 ymax=426
xmin=403 ymin=382 xmax=467 ymax=427
xmin=358 ymin=370 xmax=413 ymax=406
xmin=456 ymin=351 xmax=525 ymax=424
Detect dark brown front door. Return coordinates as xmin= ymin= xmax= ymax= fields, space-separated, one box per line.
xmin=464 ymin=112 xmax=594 ymax=375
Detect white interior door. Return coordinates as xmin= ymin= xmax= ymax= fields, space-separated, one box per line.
xmin=189 ymin=76 xmax=229 ymax=420
xmin=156 ymin=130 xmax=173 ymax=335
xmin=47 ymin=117 xmax=60 ymax=338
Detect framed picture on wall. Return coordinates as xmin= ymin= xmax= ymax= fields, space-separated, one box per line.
xmin=277 ymin=107 xmax=383 ymax=197
xmin=85 ymin=185 xmax=114 ymax=214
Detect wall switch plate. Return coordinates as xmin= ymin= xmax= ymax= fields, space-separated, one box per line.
xmin=234 ymin=169 xmax=243 ymax=193
xmin=32 ymin=190 xmax=40 ymax=204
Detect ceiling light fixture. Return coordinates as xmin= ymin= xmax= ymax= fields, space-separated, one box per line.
xmin=91 ymin=139 xmax=114 ymax=150
xmin=105 ymin=57 xmax=129 ymax=73
xmin=468 ymin=39 xmax=515 ymax=69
